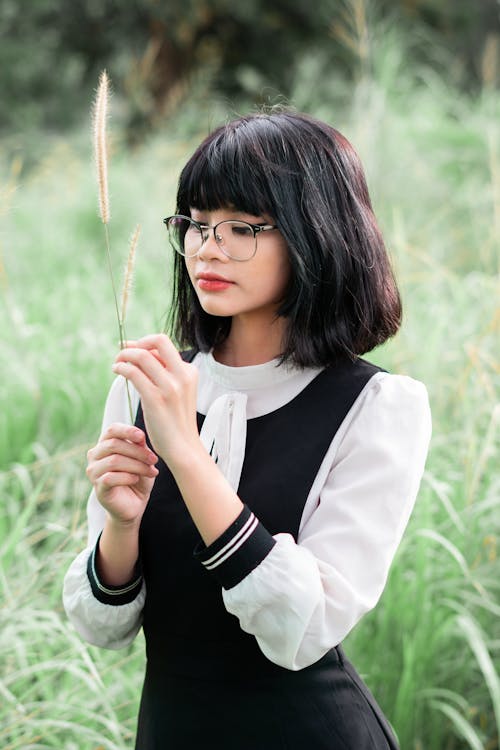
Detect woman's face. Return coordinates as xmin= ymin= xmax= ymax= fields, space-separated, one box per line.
xmin=185 ymin=207 xmax=291 ymax=325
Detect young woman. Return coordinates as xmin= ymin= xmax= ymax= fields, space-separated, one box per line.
xmin=63 ymin=111 xmax=431 ymax=749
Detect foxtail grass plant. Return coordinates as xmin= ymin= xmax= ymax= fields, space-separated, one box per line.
xmin=93 ymin=71 xmax=110 ymax=227
xmin=92 ymin=70 xmax=137 ymax=423
xmin=121 ymin=225 xmax=141 ymax=326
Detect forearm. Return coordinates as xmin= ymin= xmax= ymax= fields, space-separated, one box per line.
xmin=169 ymin=441 xmax=244 ymax=547
xmin=97 ymin=517 xmax=141 ymax=586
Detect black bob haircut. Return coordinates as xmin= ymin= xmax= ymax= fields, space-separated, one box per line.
xmin=168 ymin=110 xmax=402 ymax=368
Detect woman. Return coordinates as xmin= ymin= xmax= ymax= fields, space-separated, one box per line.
xmin=63 ymin=111 xmax=431 ymax=749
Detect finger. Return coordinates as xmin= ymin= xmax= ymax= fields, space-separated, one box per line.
xmin=124 ymin=343 xmax=162 ymax=364
xmin=126 ymin=334 xmax=185 ymax=375
xmin=112 ymin=360 xmax=160 ymax=402
xmin=114 ymin=348 xmax=172 ymax=389
xmin=89 ymin=464 xmax=157 ymax=486
xmin=100 ymin=423 xmax=148 ymax=445
xmin=88 ymin=454 xmax=159 ymax=482
xmin=97 ymin=472 xmax=142 ymax=488
xmin=131 ymin=347 xmax=164 ymax=365
xmin=89 ymin=437 xmax=157 ymax=465
xmin=99 ymin=454 xmax=158 ymax=477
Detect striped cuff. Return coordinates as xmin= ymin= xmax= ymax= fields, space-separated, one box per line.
xmin=194 ymin=505 xmax=276 ymax=590
xmin=87 ymin=533 xmax=143 ymax=605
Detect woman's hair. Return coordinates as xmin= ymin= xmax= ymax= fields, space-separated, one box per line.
xmin=168 ymin=110 xmax=402 ymax=368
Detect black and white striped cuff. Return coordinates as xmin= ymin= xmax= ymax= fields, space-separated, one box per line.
xmin=193 ymin=505 xmax=276 ymax=590
xmin=87 ymin=534 xmax=143 ymax=605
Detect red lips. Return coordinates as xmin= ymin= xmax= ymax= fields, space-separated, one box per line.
xmin=196 ymin=272 xmax=232 ymax=283
xmin=196 ymin=272 xmax=234 ymax=291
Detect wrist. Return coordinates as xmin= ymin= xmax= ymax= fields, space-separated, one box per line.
xmin=104 ymin=513 xmax=142 ymax=536
xmin=163 ymin=436 xmax=207 ymax=475
xmin=98 ymin=518 xmax=141 ymax=587
xmin=90 ymin=533 xmax=143 ymax=600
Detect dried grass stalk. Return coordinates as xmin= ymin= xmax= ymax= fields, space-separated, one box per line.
xmin=91 ymin=70 xmax=137 ymax=423
xmin=120 ymin=224 xmax=140 ymax=324
xmin=93 ymin=71 xmax=110 ymax=225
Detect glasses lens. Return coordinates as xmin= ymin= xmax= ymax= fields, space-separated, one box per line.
xmin=217 ymin=221 xmax=255 ymax=260
xmin=166 ymin=216 xmax=201 ymax=257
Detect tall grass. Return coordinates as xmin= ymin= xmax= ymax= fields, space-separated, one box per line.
xmin=287 ymin=27 xmax=500 ymax=749
xmin=1 ymin=24 xmax=499 ymax=750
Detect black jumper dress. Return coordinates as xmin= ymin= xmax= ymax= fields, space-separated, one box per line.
xmin=134 ymin=354 xmax=400 ymax=750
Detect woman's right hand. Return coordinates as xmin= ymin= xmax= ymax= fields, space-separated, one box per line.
xmin=86 ymin=423 xmax=159 ymax=526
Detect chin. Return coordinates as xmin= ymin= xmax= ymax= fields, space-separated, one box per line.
xmin=198 ymin=300 xmax=235 ymax=317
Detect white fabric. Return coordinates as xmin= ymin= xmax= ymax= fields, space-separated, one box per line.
xmin=199 ymin=391 xmax=248 ymax=491
xmin=63 ymin=352 xmax=431 ymax=666
xmin=63 ymin=547 xmax=146 ymax=649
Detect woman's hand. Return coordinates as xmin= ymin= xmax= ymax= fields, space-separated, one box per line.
xmin=86 ymin=423 xmax=159 ymax=526
xmin=111 ymin=334 xmax=200 ymax=467
xmin=112 ymin=334 xmax=244 ymax=547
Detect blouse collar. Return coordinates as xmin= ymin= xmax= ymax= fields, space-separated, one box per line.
xmin=204 ymin=350 xmax=301 ymax=391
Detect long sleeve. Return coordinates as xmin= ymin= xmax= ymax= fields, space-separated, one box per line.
xmin=197 ymin=373 xmax=432 ymax=670
xmin=62 ymin=376 xmax=145 ymax=649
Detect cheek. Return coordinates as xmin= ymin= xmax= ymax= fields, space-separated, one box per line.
xmin=271 ymin=247 xmax=292 ymax=297
xmin=250 ymin=257 xmax=290 ymax=308
xmin=185 ymin=258 xmax=196 ymax=286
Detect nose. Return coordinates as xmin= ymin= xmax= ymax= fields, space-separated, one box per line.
xmin=196 ymin=228 xmax=228 ymax=261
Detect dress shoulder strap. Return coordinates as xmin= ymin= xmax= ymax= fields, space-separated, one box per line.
xmin=180 ymin=348 xmax=198 ymax=363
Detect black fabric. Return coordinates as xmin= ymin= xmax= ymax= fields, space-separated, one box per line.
xmin=136 ymin=646 xmax=398 ymax=749
xmin=194 ymin=504 xmax=277 ymax=589
xmin=179 ymin=348 xmax=199 ymax=364
xmin=86 ymin=533 xmax=143 ymax=605
xmin=194 ymin=502 xmax=253 ymax=560
xmin=134 ymin=354 xmax=399 ymax=749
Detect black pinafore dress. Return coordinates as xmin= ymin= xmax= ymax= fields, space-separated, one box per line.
xmin=135 ymin=355 xmax=400 ymax=749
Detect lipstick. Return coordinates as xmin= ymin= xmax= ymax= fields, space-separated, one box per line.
xmin=196 ymin=273 xmax=233 ymax=291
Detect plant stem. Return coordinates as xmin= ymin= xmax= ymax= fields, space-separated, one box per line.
xmin=104 ymin=223 xmax=134 ymax=423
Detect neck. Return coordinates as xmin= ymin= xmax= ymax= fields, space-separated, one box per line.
xmin=214 ymin=314 xmax=287 ymax=367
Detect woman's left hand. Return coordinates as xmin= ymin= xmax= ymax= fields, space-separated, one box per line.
xmin=112 ymin=334 xmax=200 ymax=466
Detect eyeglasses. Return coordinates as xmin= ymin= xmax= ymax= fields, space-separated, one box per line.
xmin=163 ymin=214 xmax=278 ymax=262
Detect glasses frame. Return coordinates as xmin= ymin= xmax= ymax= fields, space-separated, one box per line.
xmin=163 ymin=214 xmax=278 ymax=262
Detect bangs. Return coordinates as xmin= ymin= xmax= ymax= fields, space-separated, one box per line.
xmin=176 ymin=122 xmax=277 ymax=218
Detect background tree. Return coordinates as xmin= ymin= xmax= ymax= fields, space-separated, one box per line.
xmin=1 ymin=0 xmax=498 ymax=141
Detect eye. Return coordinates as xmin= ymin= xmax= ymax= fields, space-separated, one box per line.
xmin=231 ymin=223 xmax=253 ymax=237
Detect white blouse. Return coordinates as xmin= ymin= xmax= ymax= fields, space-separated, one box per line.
xmin=63 ymin=352 xmax=432 ymax=670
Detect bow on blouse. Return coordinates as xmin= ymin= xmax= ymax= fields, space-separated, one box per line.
xmin=199 ymin=392 xmax=248 ymax=491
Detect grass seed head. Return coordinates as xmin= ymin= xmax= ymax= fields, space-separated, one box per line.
xmin=120 ymin=224 xmax=140 ymax=324
xmin=93 ymin=70 xmax=110 ymax=225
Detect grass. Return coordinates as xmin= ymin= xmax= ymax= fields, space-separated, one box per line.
xmin=1 ymin=30 xmax=499 ymax=750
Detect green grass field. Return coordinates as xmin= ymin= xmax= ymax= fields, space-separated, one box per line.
xmin=1 ymin=43 xmax=499 ymax=749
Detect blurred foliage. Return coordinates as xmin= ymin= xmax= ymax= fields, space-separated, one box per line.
xmin=1 ymin=5 xmax=500 ymax=746
xmin=1 ymin=0 xmax=499 ymax=143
